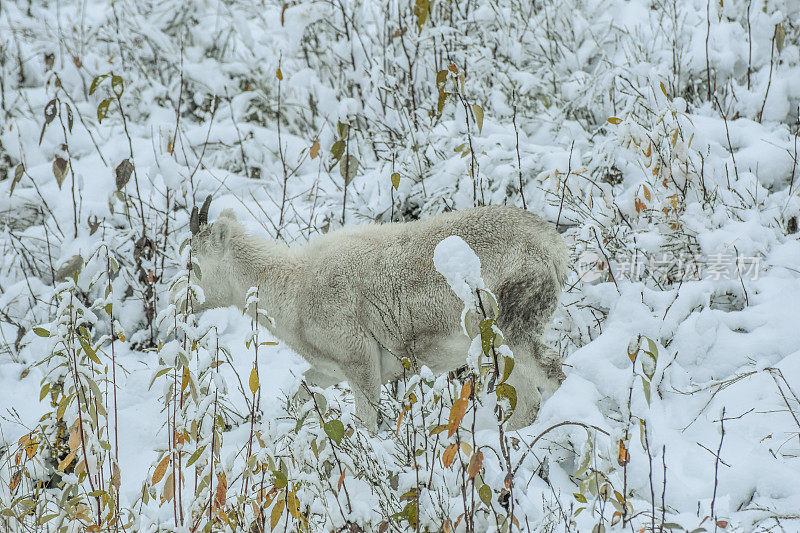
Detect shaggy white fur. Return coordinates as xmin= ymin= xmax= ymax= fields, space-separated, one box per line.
xmin=191 ymin=204 xmax=569 ymax=432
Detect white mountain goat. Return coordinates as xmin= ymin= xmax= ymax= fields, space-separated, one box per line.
xmin=189 ymin=196 xmax=569 ymax=431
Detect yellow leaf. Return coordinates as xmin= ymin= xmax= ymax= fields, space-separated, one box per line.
xmin=310 ymin=140 xmax=320 ymax=159
xmin=607 ymin=117 xmax=622 ymax=125
xmin=270 ymin=499 xmax=285 ymax=531
xmin=249 ymin=365 xmax=259 ymax=394
xmin=58 ymin=449 xmax=77 ymax=471
xmin=152 ymin=455 xmax=170 ymax=484
xmin=287 ymin=491 xmax=301 ymax=518
xmin=181 ymin=366 xmax=190 ymax=394
xmin=391 ymin=172 xmax=400 ymax=190
xmin=276 ymin=68 xmax=283 ymax=81
xmin=472 ymin=104 xmax=484 ymax=133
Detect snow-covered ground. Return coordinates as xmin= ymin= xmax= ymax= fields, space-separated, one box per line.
xmin=2 ymin=0 xmax=799 ymax=530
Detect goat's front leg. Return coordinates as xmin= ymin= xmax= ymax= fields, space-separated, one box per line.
xmin=341 ymin=338 xmax=383 ymax=433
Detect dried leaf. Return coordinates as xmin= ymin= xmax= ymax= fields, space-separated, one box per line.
xmin=472 ymin=104 xmax=484 ymax=133
xmin=69 ymin=426 xmax=81 ymax=451
xmin=391 ymin=172 xmax=400 ymax=190
xmin=66 ymin=104 xmax=74 ymax=132
xmin=607 ymin=117 xmax=622 ymax=125
xmin=162 ymin=472 xmax=174 ymax=502
xmin=775 ymin=24 xmax=785 ymax=54
xmin=115 ymin=159 xmax=133 ymax=190
xmin=276 ymin=68 xmax=283 ymax=81
xmin=53 ymin=157 xmax=68 ymax=188
xmin=310 ymin=140 xmax=320 ymax=159
xmin=10 ymin=164 xmax=24 ymax=196
xmin=111 ymin=462 xmax=121 ymax=490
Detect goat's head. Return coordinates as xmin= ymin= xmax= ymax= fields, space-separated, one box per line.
xmin=190 ymin=195 xmax=243 ymax=258
xmin=189 ymin=196 xmax=248 ymax=307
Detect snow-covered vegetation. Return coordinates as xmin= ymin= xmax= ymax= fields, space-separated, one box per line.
xmin=1 ymin=0 xmax=799 ymax=530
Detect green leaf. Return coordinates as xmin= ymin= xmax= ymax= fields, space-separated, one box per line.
xmin=478 ymin=484 xmax=492 ymax=505
xmin=641 ymin=376 xmax=651 ymax=406
xmin=574 ymin=492 xmax=587 ymax=503
xmin=186 ymin=446 xmax=206 ymax=467
xmin=495 ymin=383 xmax=517 ymax=411
xmin=89 ymin=74 xmax=109 ymax=95
xmin=272 ymin=469 xmax=287 ymax=489
xmin=97 ymin=98 xmax=113 ymax=123
xmin=478 ymin=318 xmax=496 ymax=356
xmin=111 ymin=75 xmax=124 ymax=98
xmin=337 ymin=121 xmax=349 ymax=140
xmin=313 ymin=392 xmax=328 ymax=415
xmin=331 ymin=140 xmax=345 ymax=161
xmin=324 ymin=419 xmax=345 ymax=445
xmin=501 ymin=355 xmax=514 ymax=384
xmin=33 ymin=327 xmax=50 ymax=337
xmin=339 ymin=154 xmax=358 ymax=186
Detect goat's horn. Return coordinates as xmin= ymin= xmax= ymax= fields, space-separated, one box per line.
xmin=198 ymin=195 xmax=212 ymax=225
xmin=190 ymin=206 xmax=200 ymax=235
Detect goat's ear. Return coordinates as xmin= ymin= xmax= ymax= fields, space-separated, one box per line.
xmin=218 ymin=208 xmax=238 ymax=221
xmin=212 ymin=221 xmax=232 ymax=247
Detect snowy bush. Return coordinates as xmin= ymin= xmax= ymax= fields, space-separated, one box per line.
xmin=2 ymin=0 xmax=800 ymax=531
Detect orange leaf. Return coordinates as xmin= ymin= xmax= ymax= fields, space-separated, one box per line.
xmin=152 ymin=455 xmax=170 ymax=484
xmin=642 ymin=185 xmax=651 ymax=201
xmin=9 ymin=471 xmax=21 ymax=492
xmin=459 ymin=380 xmax=472 ymax=400
xmin=716 ymin=521 xmax=728 ymax=529
xmin=338 ymin=469 xmax=345 ymax=490
xmin=442 ymin=443 xmax=458 ymax=467
xmin=467 ymin=451 xmax=483 ymax=481
xmin=215 ymin=472 xmax=227 ymax=509
xmin=447 ymin=398 xmax=467 ymax=437
xmin=396 ymin=406 xmax=407 ymax=436
xmin=617 ymin=439 xmax=630 ymax=466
